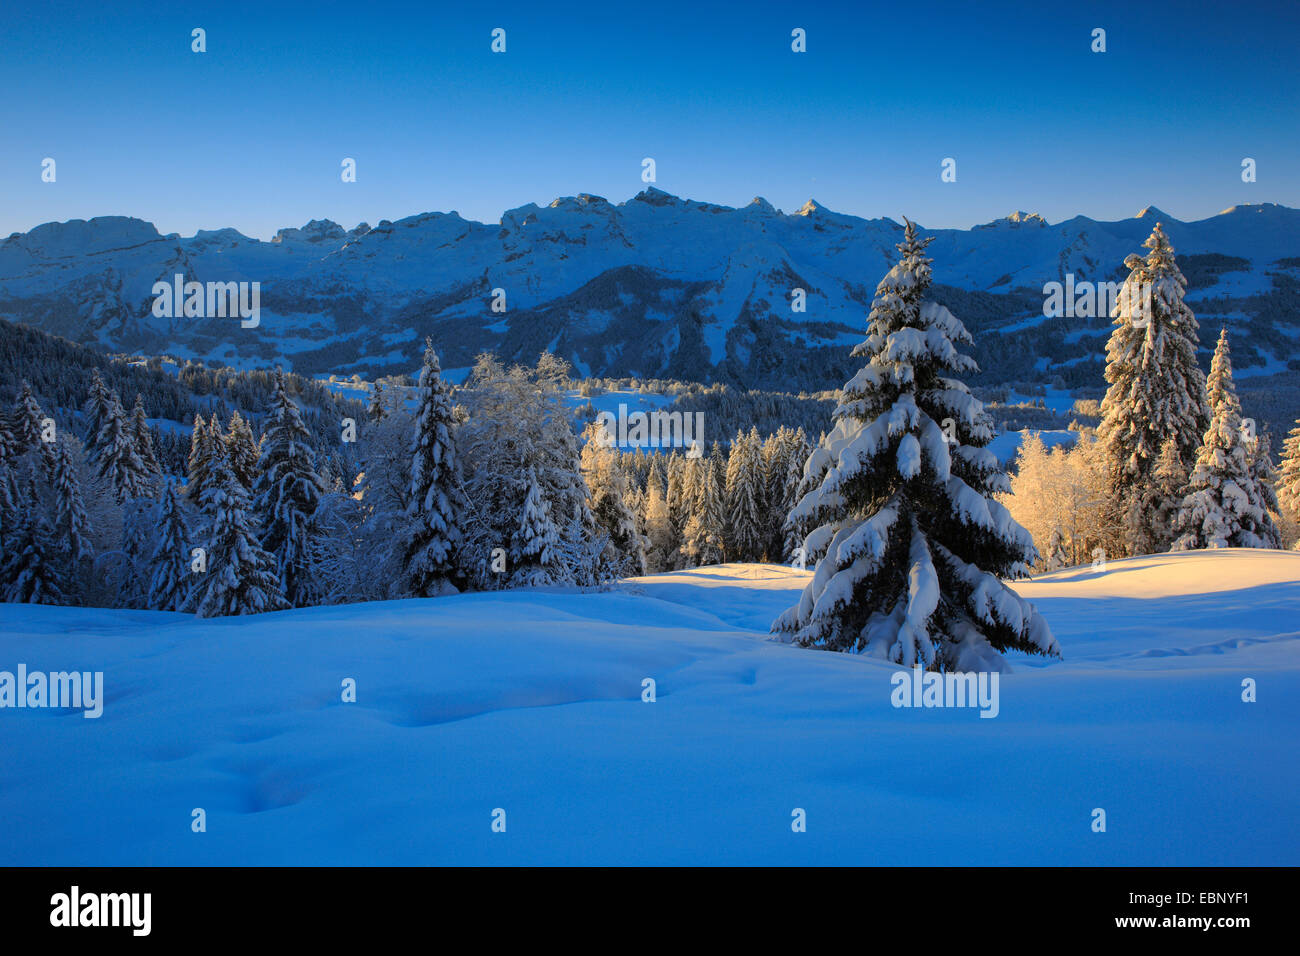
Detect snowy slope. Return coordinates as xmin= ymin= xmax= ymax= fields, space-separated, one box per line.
xmin=2 ymin=550 xmax=1296 ymax=866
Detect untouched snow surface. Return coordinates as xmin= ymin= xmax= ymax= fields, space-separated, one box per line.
xmin=2 ymin=551 xmax=1296 ymax=865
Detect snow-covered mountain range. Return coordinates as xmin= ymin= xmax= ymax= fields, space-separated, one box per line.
xmin=2 ymin=192 xmax=1298 ymax=390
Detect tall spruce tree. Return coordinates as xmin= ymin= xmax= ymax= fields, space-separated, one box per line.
xmin=1149 ymin=437 xmax=1187 ymax=550
xmin=773 ymin=220 xmax=1059 ymax=671
xmin=131 ymin=394 xmax=163 ymax=479
xmin=254 ymin=370 xmax=325 ymax=606
xmin=83 ymin=368 xmax=114 ymax=459
xmin=1096 ymin=223 xmax=1209 ymax=555
xmin=0 ymin=461 xmax=16 ymax=550
xmin=665 ymin=454 xmax=690 ymax=568
xmin=779 ymin=429 xmax=811 ymax=563
xmin=185 ymin=441 xmax=288 ymax=618
xmin=226 ymin=411 xmax=260 ymax=489
xmin=185 ymin=413 xmax=210 ymax=502
xmin=0 ymin=408 xmax=18 ymax=465
xmin=2 ymin=476 xmax=65 ymax=605
xmin=1172 ymin=328 xmax=1281 ymax=550
xmin=681 ymin=454 xmax=726 ymax=566
xmin=511 ymin=465 xmax=562 ymax=587
xmin=725 ymin=427 xmax=765 ymax=562
xmin=95 ymin=391 xmax=149 ymax=502
xmin=367 ymin=381 xmax=389 ymax=422
xmin=14 ymin=381 xmax=48 ymax=451
xmin=50 ymin=436 xmax=93 ymax=568
xmin=147 ymin=482 xmax=192 ymax=612
xmin=401 ymin=343 xmax=465 ymax=596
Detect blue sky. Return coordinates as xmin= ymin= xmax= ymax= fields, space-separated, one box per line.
xmin=2 ymin=0 xmax=1297 ymax=239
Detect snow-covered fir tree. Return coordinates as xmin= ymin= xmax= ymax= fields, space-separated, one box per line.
xmin=399 ymin=344 xmax=465 ymax=597
xmin=226 ymin=411 xmax=260 ymax=489
xmin=94 ymin=390 xmax=150 ymax=502
xmin=681 ymin=454 xmax=726 ymax=567
xmin=131 ymin=394 xmax=162 ymax=479
xmin=185 ymin=413 xmax=210 ymax=502
xmin=367 ymin=381 xmax=389 ymax=422
xmin=511 ymin=465 xmax=562 ymax=587
xmin=768 ymin=427 xmax=810 ymax=562
xmin=145 ymin=482 xmax=192 ymax=611
xmin=82 ymin=368 xmax=114 ymax=459
xmin=773 ymin=219 xmax=1059 ymax=671
xmin=49 ymin=435 xmax=93 ymax=571
xmin=1172 ymin=328 xmax=1280 ymax=550
xmin=0 ymin=409 xmax=16 ymax=465
xmin=1149 ymin=437 xmax=1188 ymax=550
xmin=664 ymin=453 xmax=690 ymax=568
xmin=1249 ymin=430 xmax=1282 ymax=542
xmin=185 ymin=436 xmax=288 ymax=618
xmin=14 ymin=381 xmax=49 ymax=452
xmin=254 ymin=369 xmax=327 ymax=606
xmin=1096 ymin=223 xmax=1209 ymax=555
xmin=2 ymin=476 xmax=65 ymax=605
xmin=0 ymin=461 xmax=16 ymax=549
xmin=725 ymin=427 xmax=765 ymax=562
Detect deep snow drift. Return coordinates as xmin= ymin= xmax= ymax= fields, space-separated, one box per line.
xmin=1 ymin=550 xmax=1296 ymax=865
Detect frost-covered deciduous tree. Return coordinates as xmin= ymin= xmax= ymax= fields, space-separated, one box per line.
xmin=1172 ymin=328 xmax=1280 ymax=550
xmin=640 ymin=465 xmax=676 ymax=572
xmin=774 ymin=220 xmax=1059 ymax=672
xmin=1278 ymin=417 xmax=1300 ymax=548
xmin=999 ymin=430 xmax=1121 ymax=570
xmin=581 ymin=422 xmax=646 ymax=577
xmin=1097 ymin=224 xmax=1209 ymax=555
xmin=458 ymin=352 xmax=599 ymax=589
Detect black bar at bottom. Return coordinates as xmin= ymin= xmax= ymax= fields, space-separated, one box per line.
xmin=0 ymin=866 xmax=1287 ymax=942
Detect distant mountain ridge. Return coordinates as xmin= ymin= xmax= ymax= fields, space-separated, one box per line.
xmin=2 ymin=192 xmax=1298 ymax=395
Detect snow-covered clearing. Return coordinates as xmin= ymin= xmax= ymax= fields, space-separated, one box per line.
xmin=1 ymin=550 xmax=1295 ymax=865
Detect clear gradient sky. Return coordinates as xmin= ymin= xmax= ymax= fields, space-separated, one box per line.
xmin=2 ymin=0 xmax=1298 ymax=239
